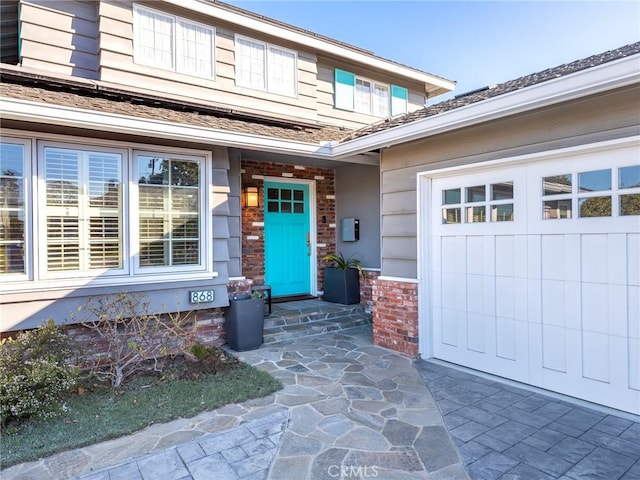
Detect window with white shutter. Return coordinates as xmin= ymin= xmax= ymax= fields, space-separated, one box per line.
xmin=2 ymin=139 xmax=212 ymax=290
xmin=41 ymin=146 xmax=124 ymax=276
xmin=133 ymin=5 xmax=214 ymax=78
xmin=136 ymin=154 xmax=203 ymax=271
xmin=235 ymin=35 xmax=297 ymax=96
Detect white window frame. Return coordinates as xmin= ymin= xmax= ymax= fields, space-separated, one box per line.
xmin=441 ymin=181 xmax=515 ymax=225
xmin=0 ymin=137 xmax=32 ymax=281
xmin=37 ymin=141 xmax=130 ymax=280
xmin=234 ymin=34 xmax=298 ymax=97
xmin=355 ymin=75 xmax=390 ymax=117
xmin=133 ymin=4 xmax=215 ymax=79
xmin=541 ymin=165 xmax=640 ymax=220
xmin=0 ymin=132 xmax=214 ymax=293
xmin=131 ymin=150 xmax=209 ymax=275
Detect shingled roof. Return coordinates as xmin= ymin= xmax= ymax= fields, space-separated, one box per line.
xmin=341 ymin=42 xmax=640 ymax=142
xmin=0 ymin=69 xmax=350 ymax=144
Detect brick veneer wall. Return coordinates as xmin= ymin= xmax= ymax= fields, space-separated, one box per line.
xmin=360 ymin=269 xmax=380 ymax=313
xmin=62 ymin=307 xmax=226 ymax=368
xmin=372 ymin=278 xmax=419 ymax=358
xmin=241 ymin=160 xmax=337 ymax=291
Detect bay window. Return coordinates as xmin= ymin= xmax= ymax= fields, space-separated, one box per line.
xmin=0 ymin=137 xmax=211 ymax=288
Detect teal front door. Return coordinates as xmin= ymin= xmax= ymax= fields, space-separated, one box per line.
xmin=264 ymin=181 xmax=311 ymax=297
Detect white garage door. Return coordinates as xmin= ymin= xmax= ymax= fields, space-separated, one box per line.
xmin=427 ymin=141 xmax=640 ymax=414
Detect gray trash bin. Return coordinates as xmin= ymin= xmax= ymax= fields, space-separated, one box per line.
xmin=226 ymin=294 xmax=264 ymax=351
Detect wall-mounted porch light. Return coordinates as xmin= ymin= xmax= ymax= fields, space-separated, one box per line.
xmin=243 ymin=185 xmax=259 ymax=207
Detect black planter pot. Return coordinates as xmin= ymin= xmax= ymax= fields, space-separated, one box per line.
xmin=226 ymin=296 xmax=264 ymax=351
xmin=323 ymin=267 xmax=360 ymax=305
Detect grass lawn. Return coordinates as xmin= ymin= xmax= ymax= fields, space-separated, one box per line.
xmin=1 ymin=359 xmax=282 ymax=468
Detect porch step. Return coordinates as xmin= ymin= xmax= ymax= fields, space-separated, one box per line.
xmin=262 ymin=299 xmax=371 ymax=345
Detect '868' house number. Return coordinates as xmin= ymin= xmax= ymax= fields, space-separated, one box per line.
xmin=189 ymin=290 xmax=215 ymax=304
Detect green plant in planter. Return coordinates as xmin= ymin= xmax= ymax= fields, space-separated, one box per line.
xmin=322 ymin=252 xmax=363 ymax=305
xmin=322 ymin=252 xmax=363 ymax=276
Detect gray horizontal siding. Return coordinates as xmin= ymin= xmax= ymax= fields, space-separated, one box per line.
xmin=379 ymin=85 xmax=640 ymax=279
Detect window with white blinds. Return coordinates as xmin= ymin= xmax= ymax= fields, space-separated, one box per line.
xmin=235 ymin=35 xmax=297 ymax=96
xmin=136 ymin=155 xmax=202 ymax=270
xmin=133 ymin=5 xmax=214 ymax=78
xmin=267 ymin=46 xmax=296 ymax=96
xmin=373 ymin=84 xmax=390 ymax=117
xmin=176 ymin=20 xmax=214 ymax=78
xmin=1 ymin=139 xmax=211 ymax=288
xmin=355 ymin=77 xmax=390 ymax=117
xmin=43 ymin=147 xmax=123 ymax=274
xmin=334 ymin=69 xmax=408 ymax=118
xmin=0 ymin=140 xmax=28 ymax=276
xmin=236 ymin=37 xmax=266 ymax=90
xmin=355 ymin=78 xmax=372 ymax=115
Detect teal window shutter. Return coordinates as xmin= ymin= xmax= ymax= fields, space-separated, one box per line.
xmin=335 ymin=69 xmax=355 ymax=111
xmin=391 ymin=85 xmax=408 ymax=116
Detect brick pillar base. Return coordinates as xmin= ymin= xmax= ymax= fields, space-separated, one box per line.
xmin=372 ymin=278 xmax=419 ymax=358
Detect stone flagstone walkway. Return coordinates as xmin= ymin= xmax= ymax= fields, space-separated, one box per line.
xmin=1 ymin=325 xmax=467 ymax=480
xmin=4 ymin=322 xmax=638 ymax=480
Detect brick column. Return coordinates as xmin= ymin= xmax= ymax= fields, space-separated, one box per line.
xmin=360 ymin=269 xmax=380 ymax=313
xmin=372 ymin=278 xmax=419 ymax=358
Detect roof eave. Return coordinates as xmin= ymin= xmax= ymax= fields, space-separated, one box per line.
xmin=332 ymin=53 xmax=640 ymax=158
xmin=165 ymin=0 xmax=455 ymax=94
xmin=0 ymin=97 xmax=332 ymax=157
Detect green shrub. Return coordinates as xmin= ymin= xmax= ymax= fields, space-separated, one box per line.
xmin=0 ymin=319 xmax=79 ymax=426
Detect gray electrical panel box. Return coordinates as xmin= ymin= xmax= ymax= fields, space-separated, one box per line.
xmin=341 ymin=218 xmax=359 ymax=242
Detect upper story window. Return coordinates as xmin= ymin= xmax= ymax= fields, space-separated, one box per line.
xmin=335 ymin=69 xmax=408 ymax=118
xmin=133 ymin=5 xmax=215 ymax=78
xmin=235 ymin=35 xmax=297 ymax=97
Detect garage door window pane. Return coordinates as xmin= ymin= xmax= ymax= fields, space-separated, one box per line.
xmin=579 ymin=196 xmax=611 ymax=217
xmin=543 ymin=200 xmax=572 ymax=219
xmin=619 ymin=166 xmax=640 ymax=189
xmin=443 ymin=208 xmax=461 ymax=224
xmin=466 ymin=185 xmax=485 ymax=202
xmin=466 ymin=206 xmax=486 ymax=223
xmin=491 ymin=182 xmax=513 ymax=200
xmin=443 ymin=188 xmax=461 ymax=205
xmin=543 ymin=174 xmax=572 ymax=195
xmin=492 ymin=204 xmax=513 ymax=222
xmin=620 ymin=194 xmax=640 ymax=216
xmin=579 ymin=169 xmax=611 ymax=192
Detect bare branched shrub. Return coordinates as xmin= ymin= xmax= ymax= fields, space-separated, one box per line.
xmin=71 ymin=292 xmax=197 ymax=388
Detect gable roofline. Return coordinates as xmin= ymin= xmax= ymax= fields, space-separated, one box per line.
xmin=332 ymin=43 xmax=640 ymax=158
xmin=166 ymin=0 xmax=455 ymax=96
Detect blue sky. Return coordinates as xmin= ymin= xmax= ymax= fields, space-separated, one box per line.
xmin=225 ymin=1 xmax=640 ymax=102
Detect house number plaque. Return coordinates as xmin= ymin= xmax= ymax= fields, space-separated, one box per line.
xmin=189 ymin=290 xmax=215 ymax=304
